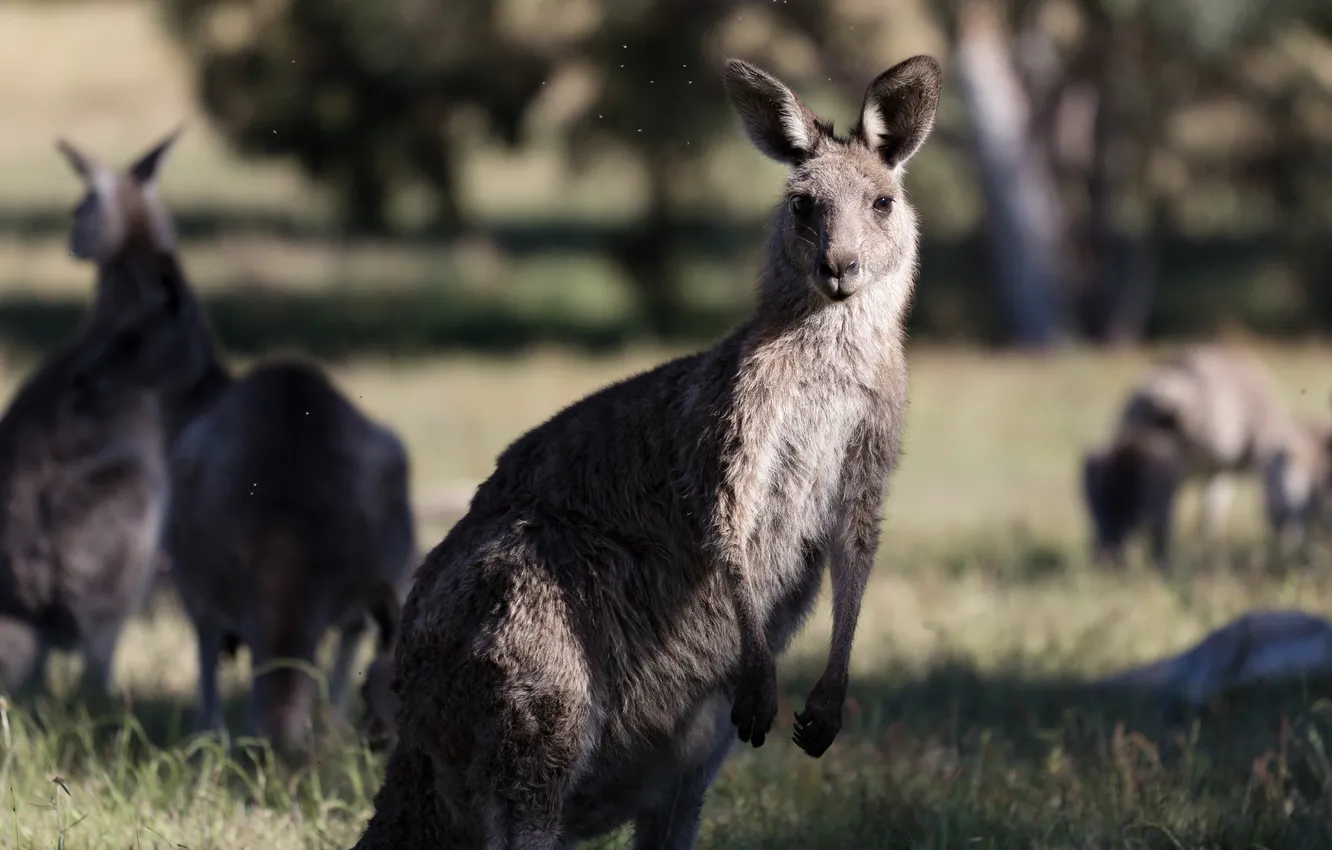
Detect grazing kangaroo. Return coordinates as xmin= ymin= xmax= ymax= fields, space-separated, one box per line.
xmin=1082 ymin=345 xmax=1311 ymax=566
xmin=351 ymin=54 xmax=941 ymax=849
xmin=1264 ymin=415 xmax=1332 ymax=554
xmin=0 ymin=193 xmax=212 ymax=698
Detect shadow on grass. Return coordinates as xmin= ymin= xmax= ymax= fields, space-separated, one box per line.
xmin=724 ymin=658 xmax=1332 ymax=849
xmin=7 ymin=647 xmax=1332 ymax=848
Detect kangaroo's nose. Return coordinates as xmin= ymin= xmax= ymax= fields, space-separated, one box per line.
xmin=818 ymin=255 xmax=860 ymax=280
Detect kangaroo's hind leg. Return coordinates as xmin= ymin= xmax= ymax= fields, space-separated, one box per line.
xmin=632 ymin=701 xmax=735 ymax=850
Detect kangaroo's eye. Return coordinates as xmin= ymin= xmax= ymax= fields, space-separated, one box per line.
xmin=872 ymin=196 xmax=894 ymax=214
xmin=789 ymin=194 xmax=813 ymax=219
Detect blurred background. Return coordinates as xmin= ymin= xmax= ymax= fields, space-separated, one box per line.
xmin=5 ymin=3 xmax=1332 ymax=846
xmin=7 ymin=0 xmax=1332 ymax=357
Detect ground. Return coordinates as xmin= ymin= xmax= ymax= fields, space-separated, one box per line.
xmin=2 ymin=344 xmax=1332 ymax=849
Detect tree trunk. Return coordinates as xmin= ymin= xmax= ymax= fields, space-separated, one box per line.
xmin=952 ymin=0 xmax=1066 ymax=349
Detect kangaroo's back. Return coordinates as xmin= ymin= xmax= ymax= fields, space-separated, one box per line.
xmin=1121 ymin=345 xmax=1292 ymax=471
xmin=169 ymin=354 xmax=416 ymax=750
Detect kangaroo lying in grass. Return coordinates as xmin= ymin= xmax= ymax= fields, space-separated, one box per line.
xmin=1082 ymin=345 xmax=1323 ymax=566
xmin=1096 ymin=609 xmax=1332 ymax=718
xmin=351 ymin=53 xmax=941 ymax=850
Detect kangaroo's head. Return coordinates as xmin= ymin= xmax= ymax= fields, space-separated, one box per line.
xmin=1082 ymin=429 xmax=1183 ymax=566
xmin=56 ymin=128 xmax=183 ymax=265
xmin=723 ymin=55 xmax=941 ymax=307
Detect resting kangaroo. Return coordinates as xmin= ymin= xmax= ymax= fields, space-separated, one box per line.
xmin=0 ymin=135 xmax=213 ymax=694
xmin=1082 ymin=345 xmax=1312 ymax=566
xmin=351 ymin=54 xmax=941 ymax=849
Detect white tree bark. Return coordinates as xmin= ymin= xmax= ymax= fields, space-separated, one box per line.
xmin=953 ymin=0 xmax=1066 ymax=348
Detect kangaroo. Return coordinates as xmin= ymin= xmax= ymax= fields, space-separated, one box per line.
xmin=54 ymin=134 xmax=419 ymax=750
xmin=1081 ymin=345 xmax=1308 ymax=566
xmin=166 ymin=353 xmax=417 ymax=750
xmin=1264 ymin=415 xmax=1332 ymax=555
xmin=350 ymin=54 xmax=941 ymax=850
xmin=0 ymin=207 xmax=212 ymax=698
xmin=1095 ymin=609 xmax=1332 ymax=717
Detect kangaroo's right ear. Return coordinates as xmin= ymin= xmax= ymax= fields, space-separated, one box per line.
xmin=723 ymin=58 xmax=822 ymax=166
xmin=365 ymin=581 xmax=403 ymax=654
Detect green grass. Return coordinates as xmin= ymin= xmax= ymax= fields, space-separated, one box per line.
xmin=1 ymin=344 xmax=1331 ymax=848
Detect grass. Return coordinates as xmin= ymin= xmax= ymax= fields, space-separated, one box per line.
xmin=0 ymin=343 xmax=1330 ymax=848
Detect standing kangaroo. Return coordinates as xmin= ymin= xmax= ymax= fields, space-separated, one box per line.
xmin=1082 ymin=345 xmax=1314 ymax=566
xmin=0 ymin=131 xmax=214 ymax=694
xmin=50 ymin=134 xmax=418 ymax=749
xmin=352 ymin=54 xmax=941 ymax=850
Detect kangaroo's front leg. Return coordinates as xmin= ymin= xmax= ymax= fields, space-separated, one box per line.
xmin=794 ymin=432 xmax=889 ymax=758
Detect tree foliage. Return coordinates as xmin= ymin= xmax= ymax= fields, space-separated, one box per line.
xmin=157 ymin=0 xmax=1332 ymax=345
xmin=160 ymin=0 xmax=555 ymax=233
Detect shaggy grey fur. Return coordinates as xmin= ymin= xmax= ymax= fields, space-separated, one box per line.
xmin=351 ymin=53 xmax=941 ymax=850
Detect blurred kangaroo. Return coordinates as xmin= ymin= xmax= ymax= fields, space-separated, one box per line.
xmin=1095 ymin=609 xmax=1332 ymax=719
xmin=0 ymin=176 xmax=213 ymax=698
xmin=170 ymin=357 xmax=417 ymax=750
xmin=351 ymin=54 xmax=941 ymax=850
xmin=1082 ymin=345 xmax=1317 ymax=566
xmin=53 ymin=134 xmax=419 ymax=750
xmin=1264 ymin=415 xmax=1332 ymax=555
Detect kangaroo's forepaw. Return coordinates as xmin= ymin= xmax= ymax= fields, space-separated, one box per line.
xmin=792 ymin=689 xmax=842 ymax=758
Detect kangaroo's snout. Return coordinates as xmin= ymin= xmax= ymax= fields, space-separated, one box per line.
xmin=816 ymin=249 xmax=863 ymax=301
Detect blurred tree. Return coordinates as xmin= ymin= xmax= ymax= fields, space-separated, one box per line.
xmin=565 ymin=0 xmax=839 ymax=336
xmin=159 ymin=0 xmax=554 ymax=234
xmin=931 ymin=0 xmax=1332 ymax=346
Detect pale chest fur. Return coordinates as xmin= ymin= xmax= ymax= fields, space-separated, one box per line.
xmin=728 ymin=319 xmax=903 ymax=613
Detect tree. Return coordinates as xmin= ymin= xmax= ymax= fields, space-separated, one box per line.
xmin=159 ymin=0 xmax=554 ymax=234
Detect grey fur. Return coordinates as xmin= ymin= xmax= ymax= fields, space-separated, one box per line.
xmin=1082 ymin=345 xmax=1323 ymax=566
xmin=0 ymin=141 xmax=212 ymax=697
xmin=352 ymin=54 xmax=941 ymax=850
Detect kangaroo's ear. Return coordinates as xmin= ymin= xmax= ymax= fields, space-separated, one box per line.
xmin=722 ymin=58 xmax=822 ymax=166
xmin=56 ymin=137 xmax=100 ymax=184
xmin=129 ymin=124 xmax=185 ymax=185
xmin=854 ymin=54 xmax=942 ymax=173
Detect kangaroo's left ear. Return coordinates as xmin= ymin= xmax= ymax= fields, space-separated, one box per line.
xmin=129 ymin=124 xmax=186 ymax=185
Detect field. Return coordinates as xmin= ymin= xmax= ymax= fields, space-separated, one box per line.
xmin=1 ymin=344 xmax=1331 ymax=850
xmin=4 ymin=2 xmax=1332 ymax=848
